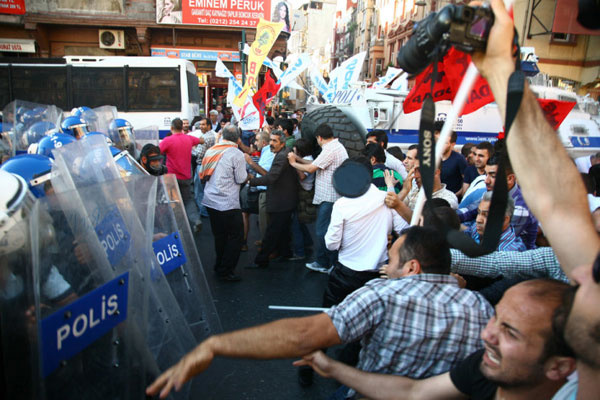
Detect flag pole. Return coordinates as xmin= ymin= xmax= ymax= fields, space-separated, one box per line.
xmin=410 ymin=63 xmax=480 ymax=226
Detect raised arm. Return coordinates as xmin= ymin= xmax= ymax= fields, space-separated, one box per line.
xmin=147 ymin=313 xmax=340 ymax=398
xmin=472 ymin=0 xmax=600 ymax=274
xmin=293 ymin=351 xmax=465 ymax=400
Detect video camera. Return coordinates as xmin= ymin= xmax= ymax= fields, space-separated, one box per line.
xmin=396 ymin=4 xmax=494 ymax=75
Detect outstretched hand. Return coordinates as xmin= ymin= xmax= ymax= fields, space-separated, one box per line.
xmin=292 ymin=350 xmax=335 ymax=378
xmin=146 ymin=342 xmax=215 ymax=399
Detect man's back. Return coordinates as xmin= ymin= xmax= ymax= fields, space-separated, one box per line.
xmin=313 ymin=139 xmax=348 ymax=204
xmin=327 ymin=274 xmax=494 ymax=378
xmin=203 ymin=146 xmax=247 ymax=211
xmin=326 ymin=185 xmax=407 ymax=271
xmin=159 ymin=133 xmax=200 ymax=180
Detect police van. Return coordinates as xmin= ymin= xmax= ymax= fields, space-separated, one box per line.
xmin=0 ymin=56 xmax=202 ymax=138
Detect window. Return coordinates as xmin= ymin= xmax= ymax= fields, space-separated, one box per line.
xmin=0 ymin=67 xmax=9 ymax=109
xmin=187 ymin=71 xmax=201 ymax=103
xmin=73 ymin=67 xmax=124 ymax=109
xmin=376 ymin=58 xmax=383 ymax=75
xmin=127 ymin=68 xmax=180 ymax=111
xmin=551 ymin=32 xmax=577 ymax=45
xmin=11 ymin=66 xmax=68 ymax=108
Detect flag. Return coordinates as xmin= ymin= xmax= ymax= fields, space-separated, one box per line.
xmin=278 ymin=53 xmax=311 ymax=88
xmin=234 ymin=19 xmax=284 ymax=107
xmin=310 ymin=67 xmax=330 ymax=100
xmin=334 ymin=51 xmax=367 ymax=92
xmin=372 ymin=67 xmax=403 ymax=89
xmin=403 ymin=48 xmax=494 ymax=115
xmin=253 ymin=71 xmax=281 ymax=127
xmin=537 ymin=99 xmax=576 ymax=130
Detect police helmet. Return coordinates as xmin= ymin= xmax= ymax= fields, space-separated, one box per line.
xmin=61 ymin=116 xmax=90 ymax=139
xmin=0 ymin=170 xmax=35 ymax=257
xmin=108 ymin=119 xmax=135 ymax=154
xmin=25 ymin=121 xmax=57 ymax=146
xmin=1 ymin=154 xmax=54 ymax=198
xmin=33 ymin=133 xmax=76 ymax=159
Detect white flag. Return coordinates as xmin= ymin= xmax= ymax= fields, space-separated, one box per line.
xmin=278 ymin=53 xmax=311 ymax=89
xmin=216 ymin=58 xmax=243 ymax=93
xmin=372 ymin=67 xmax=403 ymax=89
xmin=335 ymin=52 xmax=366 ymax=91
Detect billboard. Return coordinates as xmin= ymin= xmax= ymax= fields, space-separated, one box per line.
xmin=157 ymin=0 xmax=271 ymax=27
xmin=0 ymin=0 xmax=26 ymax=15
xmin=156 ymin=0 xmax=294 ymax=31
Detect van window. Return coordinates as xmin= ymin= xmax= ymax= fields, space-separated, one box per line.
xmin=127 ymin=68 xmax=180 ymax=111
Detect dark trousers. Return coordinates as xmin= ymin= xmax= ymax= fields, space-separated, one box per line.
xmin=255 ymin=210 xmax=293 ymax=266
xmin=207 ymin=207 xmax=243 ymax=276
xmin=178 ymin=178 xmax=199 ymax=226
xmin=322 ymin=261 xmax=381 ymax=308
xmin=323 ymin=262 xmax=381 ymax=367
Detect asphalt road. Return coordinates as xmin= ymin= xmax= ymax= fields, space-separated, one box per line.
xmin=187 ymin=214 xmax=341 ymax=400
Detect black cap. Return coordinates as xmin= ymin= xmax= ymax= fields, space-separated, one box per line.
xmin=332 ymin=159 xmax=372 ymax=198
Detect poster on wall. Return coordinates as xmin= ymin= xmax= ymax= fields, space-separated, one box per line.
xmin=0 ymin=0 xmax=26 ymax=15
xmin=157 ymin=0 xmax=271 ymax=27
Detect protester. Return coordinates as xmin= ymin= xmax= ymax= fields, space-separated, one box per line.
xmin=199 ymin=125 xmax=247 ymax=281
xmin=139 ymin=143 xmax=167 ymax=176
xmin=288 ymin=124 xmax=348 ymax=274
xmin=159 ymin=118 xmax=203 ymax=231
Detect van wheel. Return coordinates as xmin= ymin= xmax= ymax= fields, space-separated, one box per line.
xmin=301 ymin=105 xmax=366 ymax=158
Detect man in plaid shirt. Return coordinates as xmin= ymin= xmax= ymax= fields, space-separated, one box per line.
xmin=147 ymin=226 xmax=494 ymax=398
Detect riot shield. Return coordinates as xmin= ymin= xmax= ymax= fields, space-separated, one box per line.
xmin=86 ymin=105 xmax=118 ymax=134
xmin=134 ymin=125 xmax=160 ymax=154
xmin=48 ymin=135 xmax=197 ymax=398
xmin=131 ymin=174 xmax=222 ymax=341
xmin=1 ymin=100 xmax=63 ymax=156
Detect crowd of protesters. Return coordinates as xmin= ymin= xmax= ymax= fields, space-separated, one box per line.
xmin=144 ymin=2 xmax=600 ymax=398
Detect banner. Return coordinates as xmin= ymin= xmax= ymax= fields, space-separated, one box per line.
xmin=537 ymin=99 xmax=577 ymax=130
xmin=216 ymin=58 xmax=243 ymax=93
xmin=403 ymin=48 xmax=494 ymax=115
xmin=278 ymin=53 xmax=311 ymax=88
xmin=310 ymin=67 xmax=330 ymax=101
xmin=157 ymin=0 xmax=271 ymax=27
xmin=234 ymin=18 xmax=284 ymax=107
xmin=253 ymin=72 xmax=281 ymax=127
xmin=0 ymin=0 xmax=25 ymax=15
xmin=372 ymin=67 xmax=403 ymax=89
xmin=334 ymin=51 xmax=366 ymax=91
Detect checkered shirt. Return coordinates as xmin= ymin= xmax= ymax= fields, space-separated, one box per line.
xmin=193 ymin=130 xmax=216 ymax=163
xmin=312 ymin=139 xmax=348 ymax=205
xmin=326 ymin=274 xmax=493 ymax=380
xmin=450 ymin=247 xmax=569 ymax=283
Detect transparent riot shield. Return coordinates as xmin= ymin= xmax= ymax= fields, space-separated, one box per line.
xmin=48 ymin=135 xmax=198 ymax=398
xmin=125 ymin=174 xmax=222 ymax=341
xmin=85 ymin=105 xmax=118 ymax=134
xmin=2 ymin=100 xmax=63 ymax=156
xmin=134 ymin=125 xmax=159 ymax=154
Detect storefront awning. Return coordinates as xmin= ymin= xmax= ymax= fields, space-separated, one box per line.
xmin=0 ymin=38 xmax=36 ymax=53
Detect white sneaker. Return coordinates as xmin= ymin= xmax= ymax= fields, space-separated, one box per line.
xmin=305 ymin=262 xmax=331 ymax=274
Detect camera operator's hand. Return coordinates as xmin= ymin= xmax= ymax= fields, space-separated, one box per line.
xmin=471 ymin=0 xmax=515 ymax=118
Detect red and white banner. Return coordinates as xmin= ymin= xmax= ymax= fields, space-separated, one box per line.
xmin=157 ymin=0 xmax=271 ymax=27
xmin=0 ymin=0 xmax=26 ymax=15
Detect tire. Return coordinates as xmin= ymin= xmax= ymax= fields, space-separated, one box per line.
xmin=301 ymin=105 xmax=366 ymax=158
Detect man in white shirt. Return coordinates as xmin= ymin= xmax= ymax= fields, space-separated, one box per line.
xmin=324 ymin=158 xmax=408 ymax=307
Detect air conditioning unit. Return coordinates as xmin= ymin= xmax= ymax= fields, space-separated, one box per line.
xmin=99 ymin=30 xmax=125 ymax=49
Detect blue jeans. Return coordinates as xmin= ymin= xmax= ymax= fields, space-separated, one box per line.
xmin=194 ymin=165 xmax=209 ymax=217
xmin=291 ymin=211 xmax=312 ymax=257
xmin=315 ymin=201 xmax=336 ymax=267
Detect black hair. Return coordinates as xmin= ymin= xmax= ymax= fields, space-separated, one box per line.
xmin=276 ymin=118 xmax=294 ymax=136
xmin=408 ymin=144 xmax=418 ymax=151
xmin=398 ymin=226 xmax=451 ymax=274
xmin=366 ymin=129 xmax=388 ymax=148
xmin=266 ymin=116 xmax=275 ymax=126
xmin=387 ymin=146 xmax=405 ymax=161
xmin=487 ymin=152 xmax=514 ymax=175
xmin=315 ymin=123 xmax=334 ymax=140
xmin=346 ymin=156 xmax=373 ymax=173
xmin=475 ymin=141 xmax=494 ymax=157
xmin=589 ymin=164 xmax=600 ymax=194
xmin=362 ymin=142 xmax=386 ymax=163
xmin=294 ymin=138 xmax=313 ymax=158
xmin=581 ymin=173 xmax=596 ymax=195
xmin=461 ymin=143 xmax=475 ymax=158
xmin=423 ymin=204 xmax=461 ymax=231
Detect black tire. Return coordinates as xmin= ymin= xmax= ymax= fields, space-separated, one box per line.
xmin=301 ymin=105 xmax=366 ymax=158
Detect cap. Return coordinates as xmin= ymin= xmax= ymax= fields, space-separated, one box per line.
xmin=332 ymin=160 xmax=372 ymax=198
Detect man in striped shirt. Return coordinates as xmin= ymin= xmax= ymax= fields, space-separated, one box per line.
xmin=466 ymin=191 xmax=526 ymax=252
